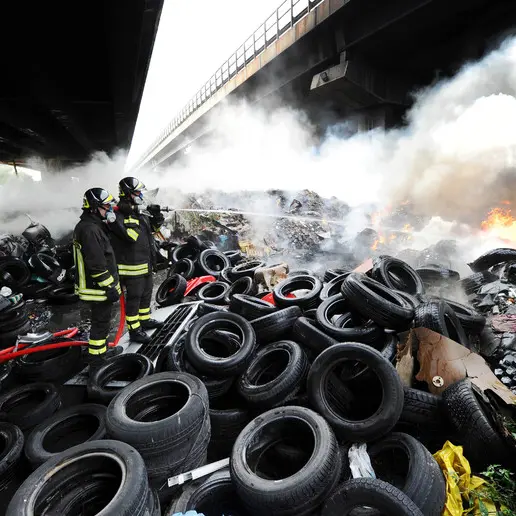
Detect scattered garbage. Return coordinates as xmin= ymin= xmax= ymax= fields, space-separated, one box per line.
xmin=1 ymin=221 xmax=516 ymax=515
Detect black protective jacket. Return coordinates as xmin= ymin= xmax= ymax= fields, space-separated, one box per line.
xmin=73 ymin=211 xmax=119 ymax=302
xmin=108 ymin=200 xmax=162 ymax=277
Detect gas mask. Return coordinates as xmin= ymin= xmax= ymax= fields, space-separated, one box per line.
xmin=100 ymin=206 xmax=116 ymax=223
xmin=132 ymin=192 xmax=144 ymax=205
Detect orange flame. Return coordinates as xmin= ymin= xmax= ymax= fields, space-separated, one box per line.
xmin=481 ymin=207 xmax=516 ymax=242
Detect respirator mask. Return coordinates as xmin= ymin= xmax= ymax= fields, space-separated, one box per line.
xmin=132 ymin=192 xmax=144 ymax=205
xmin=101 ymin=205 xmax=116 ymax=224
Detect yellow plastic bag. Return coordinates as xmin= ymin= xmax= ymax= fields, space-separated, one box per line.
xmin=433 ymin=441 xmax=499 ymax=515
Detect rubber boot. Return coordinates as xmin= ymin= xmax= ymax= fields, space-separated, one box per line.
xmin=141 ymin=319 xmax=164 ymax=330
xmin=129 ymin=328 xmax=151 ymax=344
xmin=86 ymin=346 xmax=123 ymax=373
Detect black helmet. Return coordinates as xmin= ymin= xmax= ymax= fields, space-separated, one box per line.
xmin=82 ymin=188 xmax=116 ymax=210
xmin=119 ymin=177 xmax=146 ymax=198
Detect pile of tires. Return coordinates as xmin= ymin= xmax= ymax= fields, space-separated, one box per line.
xmin=0 ymin=297 xmax=31 ymax=348
xmin=1 ymin=248 xmax=515 ymax=516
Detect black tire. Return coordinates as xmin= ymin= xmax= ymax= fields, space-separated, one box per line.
xmin=307 ymin=343 xmax=404 ymax=441
xmin=316 ymin=294 xmax=383 ymax=344
xmin=87 ymin=354 xmax=154 ymax=404
xmin=155 ymin=273 xmax=187 ymax=307
xmin=459 ymin=271 xmax=498 ymax=294
xmin=251 ymin=306 xmax=302 ymax=344
xmin=469 ymin=247 xmax=516 ymax=272
xmin=224 ymin=276 xmax=257 ymax=303
xmin=393 ymin=289 xmax=421 ymax=310
xmin=230 ymin=406 xmax=342 ymax=515
xmin=442 ymin=379 xmax=512 ymax=468
xmin=46 ymin=284 xmax=79 ymax=305
xmin=224 ymin=250 xmax=243 ymax=265
xmin=0 ymin=298 xmax=26 ymax=322
xmin=0 ymin=422 xmax=25 ymax=491
xmin=367 ymin=432 xmax=446 ymax=516
xmin=238 ymin=340 xmax=308 ymax=408
xmin=196 ymin=303 xmax=228 ymax=316
xmin=185 ymin=312 xmax=257 ymax=377
xmin=20 ymin=282 xmax=54 ymax=301
xmin=229 ymin=293 xmax=276 ymax=320
xmin=105 ymin=371 xmax=210 ymax=459
xmin=324 ymin=268 xmax=349 ymax=283
xmin=0 ymin=257 xmax=31 ymax=288
xmin=341 ymin=273 xmax=414 ymax=330
xmin=414 ymin=301 xmax=469 ymax=346
xmin=197 ymin=281 xmax=230 ymax=304
xmin=168 ymin=258 xmax=195 ymax=280
xmin=208 ymin=396 xmax=250 ymax=460
xmin=171 ymin=243 xmax=200 ymax=263
xmin=372 ymin=255 xmax=425 ymax=294
xmin=164 ymin=469 xmax=244 ymax=516
xmin=6 ymin=440 xmax=151 ymax=516
xmin=0 ymin=320 xmax=31 ymax=349
xmin=320 ymin=273 xmax=352 ymax=300
xmin=321 ymin=478 xmax=424 ymax=516
xmin=15 ymin=340 xmax=82 ymax=383
xmin=164 ymin=335 xmax=233 ymax=400
xmin=416 ymin=265 xmax=460 ymax=286
xmin=198 ymin=249 xmax=231 ymax=277
xmin=24 ymin=403 xmax=107 ymax=467
xmin=27 ymin=252 xmax=62 ymax=280
xmin=0 ymin=382 xmax=61 ymax=431
xmin=441 ymin=298 xmax=486 ymax=334
xmin=229 ymin=260 xmax=266 ymax=280
xmin=0 ymin=304 xmax=28 ymax=332
xmin=186 ymin=235 xmax=210 ymax=251
xmin=273 ymin=274 xmax=322 ymax=310
xmin=219 ymin=267 xmax=234 ymax=284
xmin=0 ymin=362 xmax=14 ymax=394
xmin=292 ymin=316 xmax=338 ymax=357
xmin=399 ymin=386 xmax=445 ymax=428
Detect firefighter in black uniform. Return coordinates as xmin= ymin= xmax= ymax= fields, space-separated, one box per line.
xmin=108 ymin=177 xmax=165 ymax=344
xmin=73 ymin=188 xmax=122 ymax=366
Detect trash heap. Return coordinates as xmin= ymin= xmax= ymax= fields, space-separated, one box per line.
xmin=0 ymin=221 xmax=80 ymax=346
xmin=0 ymin=231 xmax=515 ymax=516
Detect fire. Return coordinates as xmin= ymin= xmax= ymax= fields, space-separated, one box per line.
xmin=481 ymin=206 xmax=516 ymax=242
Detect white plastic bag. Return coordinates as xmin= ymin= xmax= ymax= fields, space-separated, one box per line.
xmin=348 ymin=443 xmax=376 ymax=479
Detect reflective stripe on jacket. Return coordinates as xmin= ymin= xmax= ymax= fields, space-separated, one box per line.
xmin=108 ymin=201 xmax=160 ymax=277
xmin=73 ymin=211 xmax=120 ymax=302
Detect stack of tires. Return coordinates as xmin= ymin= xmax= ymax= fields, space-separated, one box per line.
xmin=0 ymin=247 xmax=515 ymax=516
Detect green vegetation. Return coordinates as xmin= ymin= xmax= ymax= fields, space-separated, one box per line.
xmin=478 ymin=465 xmax=516 ymax=516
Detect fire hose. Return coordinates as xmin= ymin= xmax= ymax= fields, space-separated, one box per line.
xmin=0 ymin=295 xmax=126 ymax=363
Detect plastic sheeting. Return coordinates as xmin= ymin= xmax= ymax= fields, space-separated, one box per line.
xmin=433 ymin=441 xmax=500 ymax=515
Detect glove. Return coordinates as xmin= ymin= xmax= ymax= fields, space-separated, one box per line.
xmin=105 ymin=285 xmax=120 ymax=303
xmin=147 ymin=204 xmax=161 ymax=216
xmin=151 ymin=212 xmax=165 ymax=226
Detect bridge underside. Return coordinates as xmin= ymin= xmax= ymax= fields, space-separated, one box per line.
xmin=0 ymin=0 xmax=163 ymax=166
xmin=143 ymin=0 xmax=516 ymax=170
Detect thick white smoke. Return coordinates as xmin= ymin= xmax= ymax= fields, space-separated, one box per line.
xmin=2 ymin=36 xmax=516 ymax=263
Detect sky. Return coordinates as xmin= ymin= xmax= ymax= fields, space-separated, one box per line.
xmin=126 ymin=0 xmax=284 ymax=168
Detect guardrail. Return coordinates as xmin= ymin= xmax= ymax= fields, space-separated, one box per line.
xmin=134 ymin=0 xmax=325 ymax=169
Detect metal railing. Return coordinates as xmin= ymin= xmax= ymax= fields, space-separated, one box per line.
xmin=134 ymin=0 xmax=324 ymax=169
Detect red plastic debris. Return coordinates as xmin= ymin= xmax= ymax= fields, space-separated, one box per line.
xmin=184 ymin=275 xmax=216 ymax=296
xmin=261 ymin=292 xmax=295 ymax=305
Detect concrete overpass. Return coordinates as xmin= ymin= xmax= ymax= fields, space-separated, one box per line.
xmin=0 ymin=0 xmax=164 ymax=169
xmin=131 ymin=0 xmax=516 ymax=172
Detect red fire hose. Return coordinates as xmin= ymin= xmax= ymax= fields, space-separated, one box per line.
xmin=0 ymin=295 xmax=126 ymax=363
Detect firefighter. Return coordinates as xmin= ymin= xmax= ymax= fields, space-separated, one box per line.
xmin=73 ymin=188 xmax=122 ymax=367
xmin=108 ymin=176 xmax=165 ymax=344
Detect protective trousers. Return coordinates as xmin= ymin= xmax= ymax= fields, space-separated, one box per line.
xmin=89 ymin=301 xmax=114 ymax=356
xmin=122 ymin=274 xmax=153 ymax=331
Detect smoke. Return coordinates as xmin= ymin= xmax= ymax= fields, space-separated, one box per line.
xmin=146 ymin=35 xmax=516 ymax=224
xmin=3 ymin=36 xmax=516 ymax=263
xmin=0 ymin=151 xmax=127 ymax=238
